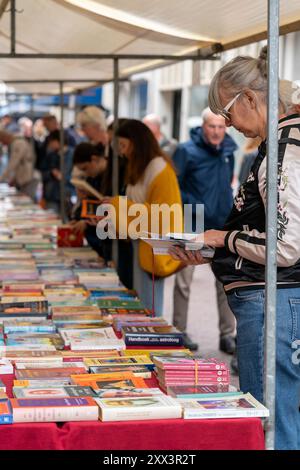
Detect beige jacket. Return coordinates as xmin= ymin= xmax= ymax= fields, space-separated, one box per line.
xmin=0 ymin=138 xmax=35 ymax=187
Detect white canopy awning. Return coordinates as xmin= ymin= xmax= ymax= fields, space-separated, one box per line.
xmin=0 ymin=0 xmax=299 ymax=93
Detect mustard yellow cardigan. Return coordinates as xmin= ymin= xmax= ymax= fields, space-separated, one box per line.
xmin=110 ymin=161 xmax=182 ymax=277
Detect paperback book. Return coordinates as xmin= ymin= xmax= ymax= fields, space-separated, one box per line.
xmin=95 ymin=395 xmax=182 ymax=422
xmin=179 ymin=393 xmax=269 ymax=419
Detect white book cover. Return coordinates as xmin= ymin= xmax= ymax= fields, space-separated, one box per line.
xmin=95 ymin=394 xmax=182 ymax=422
xmin=70 ymin=178 xmax=103 ymax=201
xmin=0 ymin=344 xmax=57 ymax=352
xmin=179 ymin=393 xmax=269 ymax=419
xmin=140 ymin=232 xmax=215 ymax=256
xmin=60 ymin=327 xmax=125 ymax=351
xmin=0 ymin=358 xmax=13 ymax=374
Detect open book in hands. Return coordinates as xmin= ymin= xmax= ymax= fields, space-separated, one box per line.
xmin=140 ymin=232 xmax=215 ymax=258
xmin=71 ymin=178 xmax=103 ymax=201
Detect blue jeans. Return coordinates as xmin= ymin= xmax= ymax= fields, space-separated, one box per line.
xmin=227 ymin=287 xmax=300 ymax=450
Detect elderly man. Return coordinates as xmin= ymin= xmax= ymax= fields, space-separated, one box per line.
xmin=77 ymin=106 xmax=109 ymax=152
xmin=172 ymin=108 xmax=237 ymax=353
xmin=143 ymin=114 xmax=178 ymax=157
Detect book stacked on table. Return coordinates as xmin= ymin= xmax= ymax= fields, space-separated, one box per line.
xmin=113 ymin=316 xmax=167 ymax=333
xmin=59 ymin=327 xmax=125 ymax=351
xmin=84 ymin=355 xmax=154 ymax=379
xmin=76 ymin=269 xmax=120 ymax=290
xmin=178 ymin=393 xmax=269 ymax=419
xmin=95 ymin=394 xmax=182 ymax=422
xmin=152 ymin=356 xmax=230 ymax=391
xmin=121 ymin=325 xmax=184 ymax=347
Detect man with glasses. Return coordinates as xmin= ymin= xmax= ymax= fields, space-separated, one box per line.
xmin=172 ymin=107 xmax=238 ymax=354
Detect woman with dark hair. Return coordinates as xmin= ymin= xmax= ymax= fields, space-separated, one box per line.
xmin=106 ymin=119 xmax=182 ymax=316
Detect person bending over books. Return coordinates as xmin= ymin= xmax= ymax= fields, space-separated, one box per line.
xmin=70 ymin=142 xmax=132 ymax=289
xmin=169 ymin=46 xmax=300 ymax=450
xmin=102 ymin=119 xmax=183 ymax=316
xmin=70 ymin=142 xmax=111 ymax=260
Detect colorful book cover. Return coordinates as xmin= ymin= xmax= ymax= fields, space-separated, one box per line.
xmin=95 ymin=300 xmax=145 ymax=309
xmin=84 ymin=356 xmax=154 ymax=369
xmin=13 ymin=385 xmax=97 ymax=399
xmin=3 ymin=321 xmax=56 ymax=334
xmin=0 ymin=300 xmax=49 ymax=314
xmin=95 ymin=395 xmax=182 ymax=422
xmin=179 ymin=393 xmax=269 ymax=419
xmin=0 ymin=397 xmax=13 ymax=424
xmin=11 ymin=396 xmax=99 ymax=422
xmin=167 ymin=384 xmax=233 ymax=397
xmin=121 ymin=349 xmax=193 ymax=358
xmin=93 ymin=387 xmax=163 ymax=399
xmin=89 ymin=365 xmax=151 ymax=378
xmin=71 ymin=372 xmax=146 ymax=389
xmin=152 ymin=356 xmax=228 ymax=370
xmin=15 ymin=367 xmax=87 ymax=379
xmin=14 ymin=379 xmax=72 ymax=388
xmin=0 ymin=379 xmax=6 ymax=392
xmin=57 ymin=226 xmax=84 ymax=248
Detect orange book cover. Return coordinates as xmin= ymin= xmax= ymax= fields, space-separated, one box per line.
xmin=81 ymin=199 xmax=101 ymax=219
xmin=71 ymin=372 xmax=147 ymax=389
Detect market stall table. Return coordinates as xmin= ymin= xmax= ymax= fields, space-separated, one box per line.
xmin=0 ymin=375 xmax=265 ymax=450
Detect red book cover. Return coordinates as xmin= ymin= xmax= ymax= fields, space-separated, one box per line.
xmin=57 ymin=226 xmax=83 ymax=248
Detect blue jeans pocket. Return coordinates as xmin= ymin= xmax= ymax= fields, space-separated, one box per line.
xmin=288 ymin=298 xmax=300 ymax=342
xmin=232 ymin=289 xmax=263 ymax=302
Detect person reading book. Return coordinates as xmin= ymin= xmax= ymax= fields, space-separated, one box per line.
xmin=70 ymin=142 xmax=111 ymax=260
xmin=101 ymin=119 xmax=183 ymax=316
xmin=169 ymin=46 xmax=300 ymax=450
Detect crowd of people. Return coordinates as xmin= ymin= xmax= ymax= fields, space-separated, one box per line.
xmin=1 ymin=44 xmax=299 ymax=449
xmin=0 ymin=105 xmax=242 ymax=356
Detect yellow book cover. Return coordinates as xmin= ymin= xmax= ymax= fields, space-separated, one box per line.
xmin=61 ymin=350 xmax=120 ymax=358
xmin=121 ymin=349 xmax=193 ymax=357
xmin=14 ymin=380 xmax=30 ymax=387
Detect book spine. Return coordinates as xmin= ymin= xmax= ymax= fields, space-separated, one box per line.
xmin=125 ymin=336 xmax=183 ymax=346
xmin=13 ymin=405 xmax=99 ymax=422
xmin=101 ymin=405 xmax=182 ymax=422
xmin=183 ymin=409 xmax=269 ymax=419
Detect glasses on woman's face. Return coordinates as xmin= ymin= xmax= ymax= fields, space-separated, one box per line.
xmin=218 ymin=92 xmax=242 ymax=120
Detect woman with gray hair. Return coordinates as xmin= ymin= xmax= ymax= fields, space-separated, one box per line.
xmin=169 ymin=46 xmax=300 ymax=450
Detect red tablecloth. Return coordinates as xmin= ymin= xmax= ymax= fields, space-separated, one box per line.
xmin=0 ymin=374 xmax=265 ymax=450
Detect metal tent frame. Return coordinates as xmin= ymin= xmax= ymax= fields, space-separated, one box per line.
xmin=1 ymin=0 xmax=287 ymax=450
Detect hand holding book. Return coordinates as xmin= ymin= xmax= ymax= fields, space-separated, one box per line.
xmin=168 ymin=245 xmax=211 ymax=265
xmin=168 ymin=230 xmax=228 ymax=265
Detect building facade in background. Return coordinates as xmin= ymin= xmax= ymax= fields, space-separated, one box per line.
xmin=102 ymin=32 xmax=300 ymax=147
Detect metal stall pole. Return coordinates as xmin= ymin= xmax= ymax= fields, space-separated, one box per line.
xmin=59 ymin=81 xmax=67 ymax=223
xmin=10 ymin=0 xmax=15 ymax=55
xmin=264 ymin=0 xmax=280 ymax=451
xmin=112 ymin=58 xmax=119 ymax=266
xmin=29 ymin=93 xmax=34 ymax=119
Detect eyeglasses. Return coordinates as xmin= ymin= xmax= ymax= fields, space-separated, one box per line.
xmin=218 ymin=92 xmax=242 ymax=119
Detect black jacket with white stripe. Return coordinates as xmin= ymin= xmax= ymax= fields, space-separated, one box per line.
xmin=212 ymin=114 xmax=300 ymax=293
